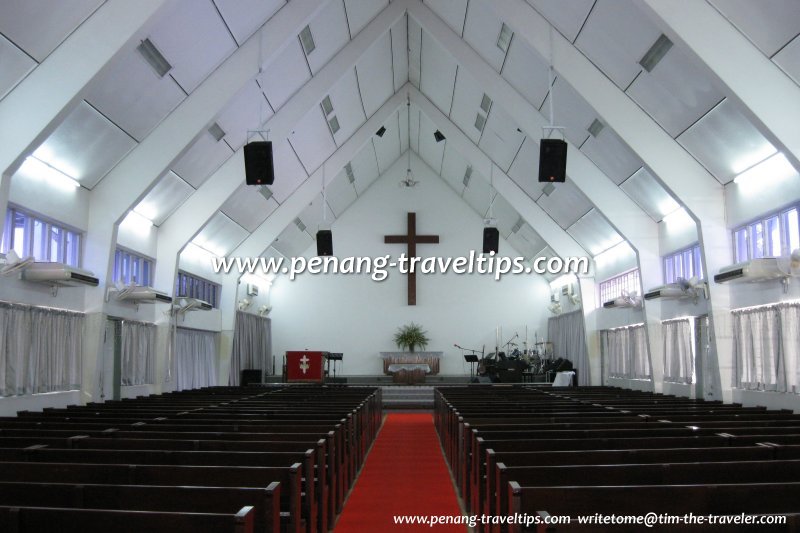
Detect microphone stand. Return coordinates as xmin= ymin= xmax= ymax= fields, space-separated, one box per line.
xmin=455 ymin=343 xmax=481 ymax=379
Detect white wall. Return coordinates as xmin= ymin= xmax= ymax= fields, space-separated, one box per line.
xmin=270 ymin=155 xmax=552 ymax=376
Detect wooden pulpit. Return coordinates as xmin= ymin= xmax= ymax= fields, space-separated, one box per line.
xmin=285 ymin=351 xmax=325 ymax=383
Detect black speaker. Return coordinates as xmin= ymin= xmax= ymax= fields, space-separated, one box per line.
xmin=483 ymin=227 xmax=499 ymax=254
xmin=244 ymin=141 xmax=274 ymax=185
xmin=316 ymin=230 xmax=333 ymax=256
xmin=538 ymin=138 xmax=567 ymax=183
xmin=240 ymin=369 xmax=262 ymax=387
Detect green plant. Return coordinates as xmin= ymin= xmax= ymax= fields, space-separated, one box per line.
xmin=393 ymin=322 xmax=429 ymax=352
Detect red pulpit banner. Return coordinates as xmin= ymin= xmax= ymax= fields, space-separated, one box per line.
xmin=286 ymin=351 xmax=325 ymax=382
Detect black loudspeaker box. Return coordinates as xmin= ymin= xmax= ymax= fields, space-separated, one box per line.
xmin=483 ymin=227 xmax=499 ymax=254
xmin=244 ymin=141 xmax=275 ymax=185
xmin=240 ymin=369 xmax=262 ymax=387
xmin=538 ymin=138 xmax=567 ymax=183
xmin=317 ymin=230 xmax=333 ymax=256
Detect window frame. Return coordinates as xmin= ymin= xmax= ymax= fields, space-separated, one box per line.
xmin=1 ymin=205 xmax=83 ymax=267
xmin=732 ymin=204 xmax=800 ymax=263
xmin=598 ymin=268 xmax=641 ymax=305
xmin=174 ymin=270 xmax=221 ymax=309
xmin=662 ymin=243 xmax=704 ymax=284
xmin=113 ymin=247 xmax=155 ymax=287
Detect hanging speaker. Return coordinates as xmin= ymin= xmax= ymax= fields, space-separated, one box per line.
xmin=244 ymin=141 xmax=275 ymax=185
xmin=483 ymin=227 xmax=499 ymax=254
xmin=316 ymin=230 xmax=333 ymax=256
xmin=538 ymin=139 xmax=567 ymax=183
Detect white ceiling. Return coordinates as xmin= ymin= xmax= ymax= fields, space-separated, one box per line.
xmin=3 ymin=0 xmax=799 ymax=274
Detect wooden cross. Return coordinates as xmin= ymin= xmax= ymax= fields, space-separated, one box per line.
xmin=384 ymin=212 xmax=440 ymax=306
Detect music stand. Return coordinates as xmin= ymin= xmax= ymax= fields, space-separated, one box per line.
xmin=464 ymin=354 xmax=479 ymax=379
xmin=326 ymin=352 xmax=343 ymax=379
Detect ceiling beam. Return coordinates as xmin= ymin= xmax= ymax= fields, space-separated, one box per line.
xmin=151 ymin=0 xmax=409 ymax=298
xmin=491 ymin=0 xmax=731 ymax=400
xmin=641 ymin=0 xmax=800 ymax=170
xmin=0 ymin=0 xmax=168 ymax=234
xmin=80 ymin=0 xmax=330 ymax=310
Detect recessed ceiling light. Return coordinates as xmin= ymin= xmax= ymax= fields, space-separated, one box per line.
xmin=480 ymin=94 xmax=492 ymax=114
xmin=345 ymin=162 xmax=355 ymax=183
xmin=542 ymin=183 xmax=556 ymax=196
xmin=463 ymin=166 xmax=473 ymax=187
xmin=294 ymin=218 xmax=306 ymax=232
xmin=474 ymin=113 xmax=486 ymax=132
xmin=259 ymin=186 xmax=273 ymax=201
xmin=208 ymin=122 xmax=226 ymax=142
xmin=328 ymin=116 xmax=340 ymax=135
xmin=587 ymin=119 xmax=604 ymax=138
xmin=321 ymin=95 xmax=334 ymax=116
xmin=512 ymin=217 xmax=524 ymax=233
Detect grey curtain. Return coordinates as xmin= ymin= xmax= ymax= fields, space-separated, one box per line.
xmin=547 ymin=310 xmax=589 ymax=385
xmin=663 ymin=318 xmax=694 ymax=384
xmin=733 ymin=302 xmax=800 ymax=393
xmin=0 ymin=301 xmax=83 ymax=396
xmin=603 ymin=323 xmax=650 ymax=380
xmin=176 ymin=327 xmax=218 ymax=391
xmin=229 ymin=311 xmax=271 ymax=385
xmin=120 ymin=320 xmax=156 ymax=386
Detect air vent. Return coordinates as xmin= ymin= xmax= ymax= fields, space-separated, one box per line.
xmin=300 ymin=25 xmax=315 ymax=55
xmin=462 ymin=166 xmax=473 ymax=187
xmin=480 ymin=94 xmax=492 ymax=114
xmin=639 ymin=34 xmax=673 ymax=72
xmin=345 ymin=162 xmax=355 ymax=183
xmin=475 ymin=113 xmax=486 ymax=132
xmin=321 ymin=96 xmax=334 ymax=116
xmin=259 ymin=186 xmax=273 ymax=201
xmin=294 ymin=218 xmax=306 ymax=232
xmin=328 ymin=116 xmax=340 ymax=135
xmin=542 ymin=183 xmax=556 ymax=196
xmin=208 ymin=122 xmax=226 ymax=142
xmin=137 ymin=38 xmax=172 ymax=78
xmin=497 ymin=23 xmax=513 ymax=53
xmin=587 ymin=119 xmax=604 ymax=138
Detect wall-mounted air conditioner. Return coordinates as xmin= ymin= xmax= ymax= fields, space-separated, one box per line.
xmin=176 ymin=297 xmax=212 ymax=312
xmin=602 ymin=290 xmax=641 ymax=309
xmin=644 ymin=277 xmax=707 ymax=303
xmin=114 ymin=285 xmax=173 ymax=304
xmin=21 ymin=262 xmax=99 ymax=287
xmin=714 ymin=255 xmax=797 ymax=284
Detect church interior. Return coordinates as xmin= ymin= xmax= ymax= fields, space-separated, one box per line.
xmin=2 ymin=0 xmax=800 ymax=530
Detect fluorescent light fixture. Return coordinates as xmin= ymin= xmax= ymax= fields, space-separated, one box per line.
xmin=208 ymin=122 xmax=226 ymax=142
xmin=259 ymin=185 xmax=273 ymax=201
xmin=587 ymin=119 xmax=605 ymax=137
xmin=480 ymin=94 xmax=492 ymax=114
xmin=294 ymin=218 xmax=306 ymax=232
xmin=299 ymin=25 xmax=315 ymax=55
xmin=542 ymin=183 xmax=555 ymax=196
xmin=497 ymin=23 xmax=513 ymax=53
xmin=463 ymin=166 xmax=473 ymax=187
xmin=345 ymin=162 xmax=355 ymax=183
xmin=656 ymin=197 xmax=681 ymax=219
xmin=512 ymin=217 xmax=524 ymax=233
xmin=594 ymin=240 xmax=633 ymax=267
xmin=731 ymin=145 xmax=778 ymax=175
xmin=734 ymin=152 xmax=797 ymax=187
xmin=663 ymin=207 xmax=694 ymax=228
xmin=137 ymin=38 xmax=172 ymax=77
xmin=321 ymin=95 xmax=334 ymax=116
xmin=21 ymin=156 xmax=80 ymax=190
xmin=328 ymin=116 xmax=340 ymax=135
xmin=133 ymin=201 xmax=159 ymax=222
xmin=639 ymin=34 xmax=673 ymax=72
xmin=474 ymin=113 xmax=486 ymax=132
xmin=120 ymin=210 xmax=153 ymax=237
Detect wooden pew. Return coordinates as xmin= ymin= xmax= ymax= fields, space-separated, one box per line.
xmin=0 ymin=481 xmax=279 ymax=533
xmin=0 ymin=504 xmax=255 ymax=533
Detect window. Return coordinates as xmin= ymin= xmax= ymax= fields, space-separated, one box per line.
xmin=598 ymin=269 xmax=641 ymax=304
xmin=733 ymin=205 xmax=800 ymax=262
xmin=1 ymin=206 xmax=82 ymax=266
xmin=663 ymin=243 xmax=704 ymax=284
xmin=113 ymin=248 xmax=154 ymax=287
xmin=175 ymin=271 xmax=220 ymax=308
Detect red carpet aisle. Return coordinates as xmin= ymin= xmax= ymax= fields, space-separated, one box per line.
xmin=334 ymin=413 xmax=466 ymax=532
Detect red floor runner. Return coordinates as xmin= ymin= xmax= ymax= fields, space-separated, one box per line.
xmin=334 ymin=413 xmax=465 ymax=532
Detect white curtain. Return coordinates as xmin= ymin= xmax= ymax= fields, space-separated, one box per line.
xmin=603 ymin=323 xmax=650 ymax=380
xmin=176 ymin=327 xmax=218 ymax=391
xmin=663 ymin=318 xmax=694 ymax=384
xmin=120 ymin=320 xmax=156 ymax=386
xmin=547 ymin=310 xmax=590 ymax=385
xmin=0 ymin=302 xmax=83 ymax=396
xmin=733 ymin=302 xmax=800 ymax=393
xmin=229 ymin=311 xmax=271 ymax=385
